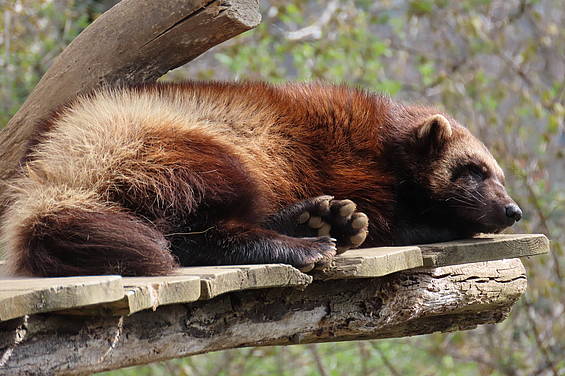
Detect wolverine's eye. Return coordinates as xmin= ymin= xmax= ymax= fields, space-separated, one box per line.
xmin=451 ymin=163 xmax=487 ymax=182
xmin=468 ymin=164 xmax=486 ymax=181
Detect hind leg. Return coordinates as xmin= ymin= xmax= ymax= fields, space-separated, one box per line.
xmin=108 ymin=129 xmax=339 ymax=272
xmin=264 ymin=196 xmax=369 ymax=253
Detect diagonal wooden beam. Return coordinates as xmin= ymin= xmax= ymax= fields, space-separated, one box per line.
xmin=0 ymin=0 xmax=261 ymax=204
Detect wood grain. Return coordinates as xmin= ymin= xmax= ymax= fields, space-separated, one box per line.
xmin=419 ymin=233 xmax=549 ymax=267
xmin=174 ymin=264 xmax=312 ymax=299
xmin=0 ymin=276 xmax=124 ymax=321
xmin=313 ymin=246 xmax=422 ymax=280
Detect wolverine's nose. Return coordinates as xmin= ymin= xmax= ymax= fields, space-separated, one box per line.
xmin=505 ymin=204 xmax=522 ymax=223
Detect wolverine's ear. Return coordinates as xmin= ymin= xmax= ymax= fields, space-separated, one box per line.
xmin=416 ymin=114 xmax=452 ymax=149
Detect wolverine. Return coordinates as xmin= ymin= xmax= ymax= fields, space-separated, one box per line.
xmin=1 ymin=81 xmax=522 ymax=277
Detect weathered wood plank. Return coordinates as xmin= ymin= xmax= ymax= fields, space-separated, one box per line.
xmin=29 ymin=265 xmax=310 ymax=317
xmin=419 ymin=233 xmax=549 ymax=267
xmin=314 ymin=246 xmax=422 ymax=280
xmin=0 ymin=259 xmax=527 ymax=375
xmin=62 ymin=275 xmax=202 ymax=316
xmin=174 ymin=264 xmax=313 ymax=299
xmin=0 ymin=276 xmax=124 ymax=322
xmin=120 ymin=275 xmax=201 ymax=313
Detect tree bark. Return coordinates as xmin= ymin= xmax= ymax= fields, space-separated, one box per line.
xmin=0 ymin=0 xmax=261 ymax=205
xmin=0 ymin=259 xmax=527 ymax=375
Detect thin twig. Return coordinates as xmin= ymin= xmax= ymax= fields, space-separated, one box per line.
xmin=285 ymin=0 xmax=339 ymax=41
xmin=357 ymin=342 xmax=370 ymax=376
xmin=370 ymin=342 xmax=402 ymax=376
xmin=307 ymin=344 xmax=329 ymax=376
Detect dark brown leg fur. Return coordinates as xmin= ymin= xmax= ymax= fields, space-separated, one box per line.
xmin=169 ymin=222 xmax=336 ymax=271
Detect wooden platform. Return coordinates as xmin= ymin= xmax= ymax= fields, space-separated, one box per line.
xmin=0 ymin=234 xmax=549 ymax=322
xmin=0 ymin=233 xmax=550 ymax=375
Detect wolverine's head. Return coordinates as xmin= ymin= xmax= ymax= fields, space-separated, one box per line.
xmin=396 ymin=112 xmax=522 ymax=238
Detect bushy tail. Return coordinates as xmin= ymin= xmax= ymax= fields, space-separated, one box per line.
xmin=2 ymin=191 xmax=178 ymax=277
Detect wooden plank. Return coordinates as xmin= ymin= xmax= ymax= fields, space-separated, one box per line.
xmin=59 ymin=265 xmax=309 ymax=315
xmin=174 ymin=264 xmax=313 ymax=300
xmin=419 ymin=233 xmax=549 ymax=267
xmin=63 ymin=275 xmax=203 ymax=316
xmin=0 ymin=276 xmax=124 ymax=321
xmin=0 ymin=233 xmax=548 ymax=320
xmin=119 ymin=275 xmax=201 ymax=313
xmin=314 ymin=246 xmax=423 ymax=280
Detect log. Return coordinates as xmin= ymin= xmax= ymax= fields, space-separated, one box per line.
xmin=0 ymin=259 xmax=527 ymax=375
xmin=0 ymin=0 xmax=261 ymax=204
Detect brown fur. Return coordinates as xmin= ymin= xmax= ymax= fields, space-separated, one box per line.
xmin=12 ymin=207 xmax=176 ymax=276
xmin=1 ymin=81 xmax=520 ymax=277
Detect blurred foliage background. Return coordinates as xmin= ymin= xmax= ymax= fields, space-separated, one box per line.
xmin=1 ymin=0 xmax=563 ymax=375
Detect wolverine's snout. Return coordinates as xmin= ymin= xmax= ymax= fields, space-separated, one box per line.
xmin=480 ymin=198 xmax=522 ymax=233
xmin=505 ymin=203 xmax=522 ymax=224
xmin=452 ymin=177 xmax=523 ymax=234
xmin=484 ymin=178 xmax=522 ymax=229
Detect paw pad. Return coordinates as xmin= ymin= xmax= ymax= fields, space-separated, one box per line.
xmin=308 ymin=216 xmax=324 ymax=229
xmin=297 ymin=196 xmax=369 ymax=254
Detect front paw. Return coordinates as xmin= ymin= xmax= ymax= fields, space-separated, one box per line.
xmin=297 ymin=197 xmax=369 ymax=254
